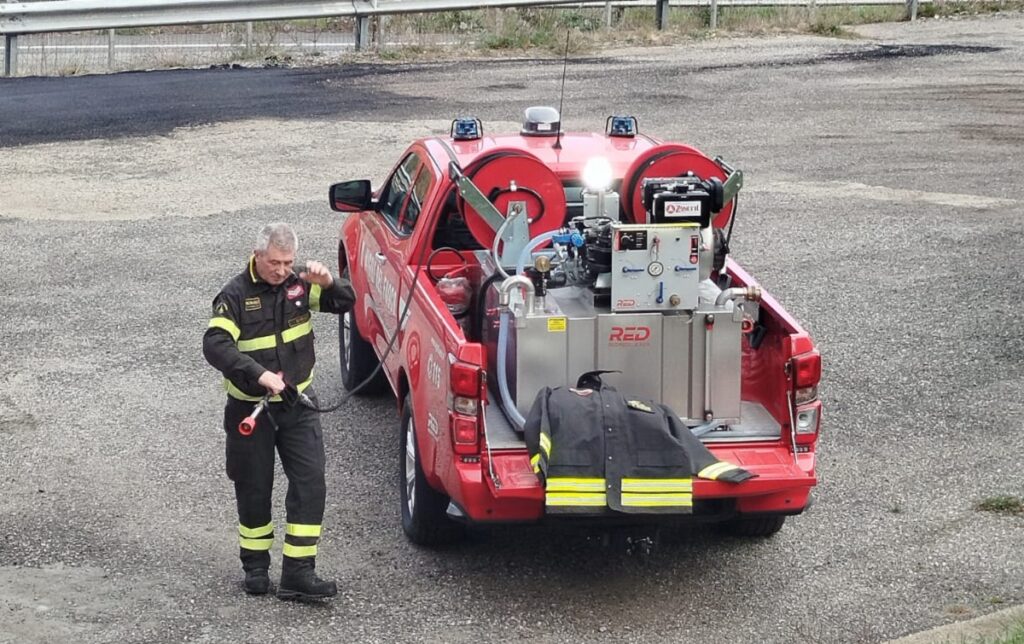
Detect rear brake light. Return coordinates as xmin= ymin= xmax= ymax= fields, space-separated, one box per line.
xmin=451 ymin=413 xmax=478 ymax=454
xmin=451 ymin=361 xmax=481 ymax=398
xmin=793 ymin=352 xmax=821 ymax=388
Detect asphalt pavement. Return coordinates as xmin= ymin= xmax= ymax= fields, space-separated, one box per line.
xmin=0 ymin=11 xmax=1022 ymax=644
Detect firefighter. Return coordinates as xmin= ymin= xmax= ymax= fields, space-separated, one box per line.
xmin=203 ymin=222 xmax=354 ymax=600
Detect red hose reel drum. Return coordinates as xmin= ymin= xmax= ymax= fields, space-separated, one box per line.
xmin=458 ymin=149 xmax=567 ymax=251
xmin=620 ymin=144 xmax=735 ymax=229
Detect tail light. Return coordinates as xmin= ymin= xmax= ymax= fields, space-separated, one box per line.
xmin=451 ymin=361 xmax=481 ymax=397
xmin=791 ymin=352 xmax=822 ymax=445
xmin=793 ymin=351 xmax=821 ymax=388
xmin=450 ymin=361 xmax=482 ymax=454
xmin=792 ymin=351 xmax=821 ymax=404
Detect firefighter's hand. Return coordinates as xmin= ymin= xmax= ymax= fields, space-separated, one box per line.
xmin=300 ymin=261 xmax=334 ymax=287
xmin=257 ymin=371 xmax=286 ymax=395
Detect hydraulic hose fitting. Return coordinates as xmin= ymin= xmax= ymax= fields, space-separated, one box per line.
xmin=498 ymin=275 xmax=536 ymax=315
xmin=715 ymin=285 xmax=762 ymax=307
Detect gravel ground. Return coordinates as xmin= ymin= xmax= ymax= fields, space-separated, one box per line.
xmin=1 ymin=11 xmax=1022 ymax=644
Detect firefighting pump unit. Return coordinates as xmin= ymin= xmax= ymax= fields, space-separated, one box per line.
xmin=449 ymin=111 xmax=760 ymax=436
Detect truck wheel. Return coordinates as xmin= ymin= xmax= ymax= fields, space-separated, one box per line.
xmin=720 ymin=514 xmax=786 ymax=537
xmin=400 ymin=395 xmax=464 ymax=546
xmin=339 ymin=268 xmax=387 ymax=395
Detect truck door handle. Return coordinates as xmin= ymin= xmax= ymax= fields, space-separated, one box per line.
xmin=375 ymin=252 xmax=386 ymax=263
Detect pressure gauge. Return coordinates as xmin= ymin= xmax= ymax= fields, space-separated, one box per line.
xmin=648 ymin=261 xmax=664 ymax=277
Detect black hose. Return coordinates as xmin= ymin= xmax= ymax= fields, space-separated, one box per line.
xmin=301 ymin=231 xmax=434 ymax=414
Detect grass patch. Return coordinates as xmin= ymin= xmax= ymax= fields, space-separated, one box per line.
xmin=975 ymin=495 xmax=1024 ymax=515
xmin=988 ymin=620 xmax=1024 ymax=644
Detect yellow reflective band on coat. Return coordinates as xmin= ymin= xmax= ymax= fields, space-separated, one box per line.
xmin=698 ymin=462 xmax=741 ymax=481
xmin=208 ymin=317 xmax=241 ymax=342
xmin=530 ymin=453 xmax=541 ymax=474
xmin=538 ymin=433 xmax=551 ymax=457
xmin=282 ymin=543 xmax=318 ymax=558
xmin=309 ymin=284 xmax=322 ymax=312
xmin=237 ymin=334 xmax=276 ymax=352
xmin=546 ymin=492 xmax=607 ymax=507
xmin=621 ymin=478 xmax=693 ymax=493
xmin=238 ymin=522 xmax=274 ymax=538
xmin=224 ymin=373 xmax=314 ymax=402
xmin=239 ymin=537 xmax=274 ymax=551
xmin=621 ymin=493 xmax=693 ymax=508
xmin=546 ymin=478 xmax=605 ymax=493
xmin=285 ymin=523 xmax=322 ymax=538
xmin=236 ymin=321 xmax=312 ymax=353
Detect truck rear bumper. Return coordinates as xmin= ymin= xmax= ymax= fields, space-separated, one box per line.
xmin=448 ymin=445 xmax=816 ymax=523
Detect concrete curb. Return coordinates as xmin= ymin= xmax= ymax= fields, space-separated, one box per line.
xmin=887 ymin=605 xmax=1024 ymax=644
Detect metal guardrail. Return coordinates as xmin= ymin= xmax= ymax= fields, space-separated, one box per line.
xmin=1 ymin=0 xmax=922 ymax=76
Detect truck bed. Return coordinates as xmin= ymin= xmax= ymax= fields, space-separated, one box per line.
xmin=482 ymin=399 xmax=781 ymax=451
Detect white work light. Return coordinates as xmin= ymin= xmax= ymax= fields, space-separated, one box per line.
xmin=582 ymin=157 xmax=613 ymax=193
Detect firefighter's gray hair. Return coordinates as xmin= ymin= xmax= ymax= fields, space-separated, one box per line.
xmin=255 ymin=222 xmax=298 ymax=254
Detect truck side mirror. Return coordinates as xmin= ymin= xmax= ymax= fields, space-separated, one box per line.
xmin=329 ymin=180 xmax=372 ymax=212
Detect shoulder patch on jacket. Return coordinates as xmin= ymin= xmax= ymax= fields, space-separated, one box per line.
xmin=626 ymin=400 xmax=654 ymax=413
xmin=213 ymin=299 xmax=229 ymax=316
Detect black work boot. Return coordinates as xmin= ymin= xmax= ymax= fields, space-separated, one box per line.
xmin=243 ymin=568 xmax=271 ymax=595
xmin=277 ymin=557 xmax=337 ymax=601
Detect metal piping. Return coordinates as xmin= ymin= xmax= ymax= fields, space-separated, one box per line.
xmin=498 ymin=275 xmax=535 ymax=315
xmin=715 ymin=285 xmax=762 ymax=308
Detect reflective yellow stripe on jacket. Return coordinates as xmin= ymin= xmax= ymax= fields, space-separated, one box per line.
xmin=208 ymin=317 xmax=241 ymax=342
xmin=545 ymin=477 xmax=607 ymax=508
xmin=236 ymin=320 xmax=312 ymax=353
xmin=224 ymin=372 xmax=314 ymax=402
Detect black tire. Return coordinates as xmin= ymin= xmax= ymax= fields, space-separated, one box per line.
xmin=720 ymin=514 xmax=786 ymax=537
xmin=399 ymin=395 xmax=464 ymax=546
xmin=339 ymin=267 xmax=388 ymax=395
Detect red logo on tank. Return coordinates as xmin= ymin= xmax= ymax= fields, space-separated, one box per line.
xmin=609 ymin=326 xmax=651 ymax=343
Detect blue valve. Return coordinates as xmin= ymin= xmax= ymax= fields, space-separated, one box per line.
xmin=552 ymin=231 xmax=585 ymax=248
xmin=656 ymin=282 xmax=664 ymax=304
xmin=674 ymin=265 xmax=697 ymax=272
xmin=622 ymin=266 xmax=644 ymax=274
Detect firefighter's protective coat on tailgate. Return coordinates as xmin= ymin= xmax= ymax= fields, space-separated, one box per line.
xmin=524 ymin=372 xmax=755 ymax=514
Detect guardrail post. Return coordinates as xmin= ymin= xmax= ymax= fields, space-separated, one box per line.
xmin=655 ymin=0 xmax=669 ymax=30
xmin=355 ymin=15 xmax=369 ymax=51
xmin=906 ymin=0 xmax=919 ymax=20
xmin=710 ymin=0 xmax=719 ymax=29
xmin=605 ymin=0 xmax=612 ymax=28
xmin=246 ymin=21 xmax=253 ymax=52
xmin=4 ymin=35 xmax=16 ymax=77
xmin=108 ymin=29 xmax=116 ymax=70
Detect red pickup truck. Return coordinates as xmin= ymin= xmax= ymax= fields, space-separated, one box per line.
xmin=331 ymin=110 xmax=820 ymax=545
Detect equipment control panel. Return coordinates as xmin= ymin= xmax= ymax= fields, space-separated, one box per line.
xmin=610 ymin=222 xmax=701 ymax=312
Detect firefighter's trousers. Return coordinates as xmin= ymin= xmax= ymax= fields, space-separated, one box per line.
xmin=223 ymin=390 xmax=326 ymax=573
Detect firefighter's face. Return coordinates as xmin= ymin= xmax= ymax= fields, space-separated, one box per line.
xmin=254 ymin=245 xmax=295 ymax=285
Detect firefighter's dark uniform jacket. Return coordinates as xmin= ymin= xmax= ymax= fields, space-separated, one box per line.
xmin=524 ymin=373 xmax=755 ymax=514
xmin=203 ymin=256 xmax=356 ymax=402
xmin=202 ymin=256 xmax=355 ymax=572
